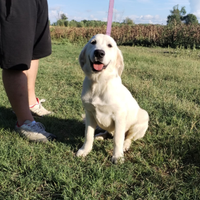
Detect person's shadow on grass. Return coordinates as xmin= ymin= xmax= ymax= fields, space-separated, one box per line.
xmin=1 ymin=106 xmax=200 ymax=169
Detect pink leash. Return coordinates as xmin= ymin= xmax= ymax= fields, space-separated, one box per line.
xmin=106 ymin=0 xmax=115 ymax=36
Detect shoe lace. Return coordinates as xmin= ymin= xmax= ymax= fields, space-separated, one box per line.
xmin=37 ymin=99 xmax=48 ymax=112
xmin=39 ymin=99 xmax=46 ymax=103
xmin=39 ymin=99 xmax=46 ymax=108
xmin=28 ymin=122 xmax=46 ymax=132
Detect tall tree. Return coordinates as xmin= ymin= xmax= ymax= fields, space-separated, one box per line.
xmin=182 ymin=14 xmax=198 ymax=25
xmin=60 ymin=14 xmax=68 ymax=21
xmin=57 ymin=14 xmax=68 ymax=26
xmin=123 ymin=17 xmax=134 ymax=25
xmin=167 ymin=5 xmax=186 ymax=25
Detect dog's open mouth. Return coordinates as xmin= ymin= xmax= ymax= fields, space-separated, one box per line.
xmin=93 ymin=61 xmax=105 ymax=71
xmin=89 ymin=57 xmax=109 ymax=72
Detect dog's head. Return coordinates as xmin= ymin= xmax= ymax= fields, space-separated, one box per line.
xmin=79 ymin=34 xmax=124 ymax=79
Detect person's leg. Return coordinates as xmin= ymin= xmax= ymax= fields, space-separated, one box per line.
xmin=1 ymin=0 xmax=56 ymax=142
xmin=24 ymin=59 xmax=52 ymax=117
xmin=24 ymin=60 xmax=39 ymax=106
xmin=2 ymin=68 xmax=56 ymax=142
xmin=2 ymin=69 xmax=34 ymax=126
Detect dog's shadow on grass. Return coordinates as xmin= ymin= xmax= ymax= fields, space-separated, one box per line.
xmin=0 ymin=106 xmax=85 ymax=150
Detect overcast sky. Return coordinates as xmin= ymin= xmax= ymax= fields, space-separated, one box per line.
xmin=48 ymin=0 xmax=200 ymax=25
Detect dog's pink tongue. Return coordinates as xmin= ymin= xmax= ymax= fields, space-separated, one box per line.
xmin=93 ymin=64 xmax=104 ymax=71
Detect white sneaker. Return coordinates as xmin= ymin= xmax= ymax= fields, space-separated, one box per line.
xmin=15 ymin=120 xmax=57 ymax=142
xmin=30 ymin=98 xmax=52 ymax=117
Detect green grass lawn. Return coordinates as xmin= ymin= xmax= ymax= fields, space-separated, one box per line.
xmin=0 ymin=42 xmax=200 ymax=199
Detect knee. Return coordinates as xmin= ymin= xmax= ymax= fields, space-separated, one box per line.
xmin=137 ymin=108 xmax=149 ymax=124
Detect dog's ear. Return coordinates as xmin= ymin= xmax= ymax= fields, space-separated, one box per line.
xmin=79 ymin=44 xmax=87 ymax=68
xmin=116 ymin=49 xmax=124 ymax=77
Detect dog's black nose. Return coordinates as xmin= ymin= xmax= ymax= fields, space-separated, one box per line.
xmin=94 ymin=49 xmax=105 ymax=59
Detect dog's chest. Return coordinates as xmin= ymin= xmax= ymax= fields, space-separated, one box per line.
xmin=83 ymin=96 xmax=115 ymax=130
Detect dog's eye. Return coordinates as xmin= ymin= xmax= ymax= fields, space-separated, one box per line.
xmin=91 ymin=40 xmax=96 ymax=45
xmin=108 ymin=44 xmax=112 ymax=48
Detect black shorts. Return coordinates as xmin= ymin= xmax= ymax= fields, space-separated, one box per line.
xmin=0 ymin=0 xmax=51 ymax=70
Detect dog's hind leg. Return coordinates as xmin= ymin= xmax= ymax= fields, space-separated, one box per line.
xmin=95 ymin=131 xmax=110 ymax=140
xmin=123 ymin=109 xmax=149 ymax=152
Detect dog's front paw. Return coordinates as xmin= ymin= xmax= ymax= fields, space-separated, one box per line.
xmin=76 ymin=148 xmax=91 ymax=157
xmin=111 ymin=154 xmax=124 ymax=164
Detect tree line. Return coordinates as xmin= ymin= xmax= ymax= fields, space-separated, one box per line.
xmin=51 ymin=14 xmax=134 ymax=27
xmin=51 ymin=5 xmax=199 ymax=27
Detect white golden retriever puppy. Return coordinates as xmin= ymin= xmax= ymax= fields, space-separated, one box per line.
xmin=77 ymin=34 xmax=149 ymax=163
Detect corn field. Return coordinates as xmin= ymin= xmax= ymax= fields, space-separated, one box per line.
xmin=50 ymin=24 xmax=200 ymax=48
